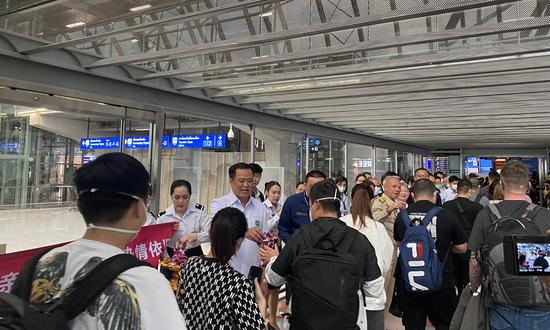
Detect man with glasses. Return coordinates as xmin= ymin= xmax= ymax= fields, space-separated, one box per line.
xmin=23 ymin=153 xmax=187 ymax=329
xmin=210 ymin=162 xmax=269 ymax=276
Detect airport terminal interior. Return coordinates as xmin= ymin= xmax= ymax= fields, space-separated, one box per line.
xmin=2 ymin=0 xmax=550 ymax=329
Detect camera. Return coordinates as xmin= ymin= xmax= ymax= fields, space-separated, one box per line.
xmin=503 ymin=235 xmax=550 ymax=276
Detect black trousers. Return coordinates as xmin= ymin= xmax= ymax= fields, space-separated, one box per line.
xmin=402 ymin=287 xmax=459 ymax=330
xmin=452 ymin=252 xmax=470 ymax=296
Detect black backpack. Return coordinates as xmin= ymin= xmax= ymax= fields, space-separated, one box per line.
xmin=481 ymin=203 xmax=550 ymax=307
xmin=290 ymin=228 xmax=362 ymax=330
xmin=0 ymin=248 xmax=150 ymax=330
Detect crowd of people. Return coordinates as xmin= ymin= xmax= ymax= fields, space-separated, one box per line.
xmin=6 ymin=152 xmax=550 ymax=330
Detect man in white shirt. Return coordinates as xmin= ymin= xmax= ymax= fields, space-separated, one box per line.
xmin=27 ymin=153 xmax=187 ymax=329
xmin=210 ymin=163 xmax=269 ymax=276
xmin=440 ymin=175 xmax=459 ymax=204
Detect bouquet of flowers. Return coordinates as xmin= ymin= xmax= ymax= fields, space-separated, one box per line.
xmin=259 ymin=232 xmax=276 ymax=267
xmin=159 ymin=247 xmax=189 ymax=292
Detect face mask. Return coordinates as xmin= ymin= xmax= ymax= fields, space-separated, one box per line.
xmin=87 ymin=201 xmax=145 ymax=237
xmin=451 ymin=183 xmax=458 ymax=192
xmin=435 ymin=184 xmax=442 ymax=190
xmin=374 ymin=186 xmax=382 ymax=196
xmin=338 ymin=186 xmax=346 ymax=193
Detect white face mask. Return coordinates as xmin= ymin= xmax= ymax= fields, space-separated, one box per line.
xmin=451 ymin=183 xmax=458 ymax=192
xmin=338 ymin=186 xmax=346 ymax=193
xmin=87 ymin=201 xmax=146 ymax=237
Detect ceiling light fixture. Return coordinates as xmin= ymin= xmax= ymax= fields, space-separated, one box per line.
xmin=259 ymin=11 xmax=273 ymax=17
xmin=131 ymin=38 xmax=140 ymax=43
xmin=130 ymin=4 xmax=152 ymax=12
xmin=65 ymin=21 xmax=85 ymax=28
xmin=227 ymin=123 xmax=235 ymax=139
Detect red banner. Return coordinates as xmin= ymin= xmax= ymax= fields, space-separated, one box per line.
xmin=0 ymin=222 xmax=175 ymax=293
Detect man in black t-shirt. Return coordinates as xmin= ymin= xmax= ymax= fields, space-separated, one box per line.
xmin=261 ymin=181 xmax=383 ymax=330
xmin=394 ymin=179 xmax=467 ymax=330
xmin=443 ymin=179 xmax=483 ymax=294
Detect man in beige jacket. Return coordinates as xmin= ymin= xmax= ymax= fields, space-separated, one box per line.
xmin=372 ymin=175 xmax=406 ymax=311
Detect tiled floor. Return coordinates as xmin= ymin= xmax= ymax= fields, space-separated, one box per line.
xmin=0 ymin=207 xmax=86 ymax=253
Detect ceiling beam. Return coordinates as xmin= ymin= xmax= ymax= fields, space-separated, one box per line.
xmin=239 ymin=70 xmax=550 ymax=103
xmin=296 ymin=102 xmax=550 ymax=119
xmin=139 ymin=0 xmax=521 ymax=81
xmin=22 ymin=0 xmax=277 ymax=55
xmin=320 ymin=110 xmax=550 ymax=125
xmin=87 ymin=0 xmax=527 ymax=68
xmin=175 ymin=42 xmax=550 ymax=89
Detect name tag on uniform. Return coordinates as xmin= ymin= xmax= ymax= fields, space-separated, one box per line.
xmin=255 ymin=220 xmax=261 ymax=228
xmin=296 ymin=212 xmax=308 ymax=217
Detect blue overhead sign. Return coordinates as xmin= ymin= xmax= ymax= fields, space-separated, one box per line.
xmin=81 ymin=134 xmax=226 ymax=150
xmin=163 ymin=134 xmax=226 ymax=149
xmin=80 ymin=137 xmax=121 ymax=150
xmin=479 ymin=159 xmax=493 ymax=174
xmin=124 ymin=136 xmax=150 ymax=149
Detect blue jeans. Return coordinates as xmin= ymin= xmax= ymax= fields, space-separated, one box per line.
xmin=489 ymin=305 xmax=550 ymax=330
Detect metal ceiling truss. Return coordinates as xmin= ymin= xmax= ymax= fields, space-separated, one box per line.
xmin=84 ymin=0 xmax=523 ymax=68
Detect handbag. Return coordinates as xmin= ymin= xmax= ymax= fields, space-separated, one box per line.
xmin=450 ymin=284 xmax=489 ymax=330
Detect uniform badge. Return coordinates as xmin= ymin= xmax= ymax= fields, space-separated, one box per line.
xmin=379 ymin=196 xmax=386 ymax=203
xmin=194 ymin=203 xmax=205 ymax=211
xmin=255 ymin=220 xmax=261 ymax=228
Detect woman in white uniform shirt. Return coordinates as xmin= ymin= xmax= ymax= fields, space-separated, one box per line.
xmin=263 ymin=181 xmax=282 ymax=234
xmin=340 ymin=182 xmax=393 ymax=330
xmin=158 ymin=180 xmax=210 ymax=257
xmin=263 ymin=180 xmax=283 ymax=330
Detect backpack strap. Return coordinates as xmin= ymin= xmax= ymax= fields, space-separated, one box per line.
xmin=337 ymin=229 xmax=359 ymax=254
xmin=420 ymin=207 xmax=442 ymax=228
xmin=11 ymin=246 xmax=59 ymax=299
xmin=521 ymin=203 xmax=539 ymax=220
xmin=474 ymin=194 xmax=483 ymax=204
xmin=487 ymin=203 xmax=502 ymax=226
xmin=401 ymin=209 xmax=412 ymax=227
xmin=456 ymin=202 xmax=472 ymax=231
xmin=60 ymin=254 xmax=150 ymax=320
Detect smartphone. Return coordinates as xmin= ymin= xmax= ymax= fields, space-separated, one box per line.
xmin=248 ymin=265 xmax=263 ymax=281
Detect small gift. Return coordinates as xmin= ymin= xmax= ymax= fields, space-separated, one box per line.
xmin=159 ymin=247 xmax=189 ymax=293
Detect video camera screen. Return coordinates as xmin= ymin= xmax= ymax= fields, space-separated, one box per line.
xmin=516 ymin=243 xmax=550 ymax=274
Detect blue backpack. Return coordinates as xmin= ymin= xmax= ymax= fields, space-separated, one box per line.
xmin=399 ymin=207 xmax=446 ymax=292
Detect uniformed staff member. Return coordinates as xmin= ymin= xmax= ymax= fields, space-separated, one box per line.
xmin=278 ymin=170 xmax=326 ymax=243
xmin=371 ymin=175 xmax=405 ymax=311
xmin=157 ymin=180 xmax=210 ymax=257
xmin=210 ymin=163 xmax=269 ymax=276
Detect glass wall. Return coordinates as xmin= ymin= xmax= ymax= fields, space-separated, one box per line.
xmin=375 ymin=147 xmax=396 ymax=179
xmin=159 ymin=113 xmax=252 ymax=212
xmin=306 ymin=136 xmax=345 ymax=180
xmin=347 ymin=143 xmax=374 ymax=182
xmin=0 ymin=102 xmax=154 ymax=209
xmin=254 ymin=127 xmax=302 ymax=201
xmin=399 ymin=151 xmax=415 ymax=180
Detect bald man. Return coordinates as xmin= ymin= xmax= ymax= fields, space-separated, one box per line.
xmin=372 ymin=176 xmax=405 ymax=311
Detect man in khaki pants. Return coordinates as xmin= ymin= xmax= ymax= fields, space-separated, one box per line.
xmin=371 ymin=176 xmax=406 ymax=311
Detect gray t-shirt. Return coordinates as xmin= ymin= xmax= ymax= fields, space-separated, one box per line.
xmin=469 ymin=200 xmax=550 ymax=251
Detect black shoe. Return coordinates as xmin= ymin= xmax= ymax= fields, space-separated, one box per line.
xmin=389 ymin=305 xmax=403 ymax=318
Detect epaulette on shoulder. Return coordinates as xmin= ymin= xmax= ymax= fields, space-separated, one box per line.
xmin=379 ymin=196 xmax=386 ymax=204
xmin=158 ymin=210 xmax=166 ymax=217
xmin=195 ymin=203 xmax=205 ymax=211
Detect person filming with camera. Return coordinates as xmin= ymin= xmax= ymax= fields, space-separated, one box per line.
xmin=468 ymin=162 xmax=550 ymax=329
